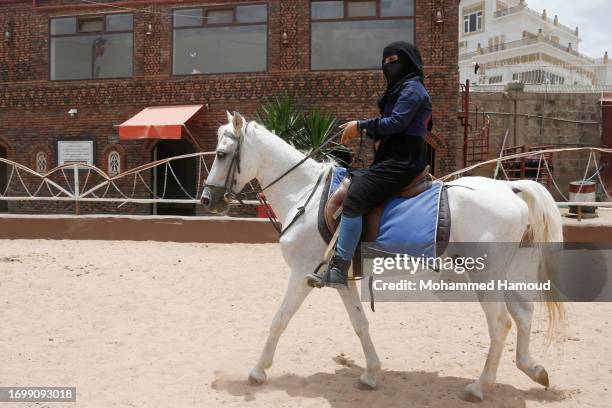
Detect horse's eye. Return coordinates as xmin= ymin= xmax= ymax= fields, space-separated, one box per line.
xmin=216 ymin=151 xmax=227 ymax=159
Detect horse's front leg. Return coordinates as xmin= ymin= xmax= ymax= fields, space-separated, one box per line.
xmin=338 ymin=281 xmax=381 ymax=389
xmin=249 ymin=269 xmax=312 ymax=385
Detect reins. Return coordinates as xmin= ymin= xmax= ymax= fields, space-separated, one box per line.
xmin=259 ymin=128 xmax=344 ymax=193
xmin=257 ymin=128 xmax=366 ymax=237
xmin=223 ymin=122 xmax=345 ymax=237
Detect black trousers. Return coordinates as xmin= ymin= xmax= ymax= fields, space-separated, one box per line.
xmin=342 ymin=164 xmax=424 ymax=218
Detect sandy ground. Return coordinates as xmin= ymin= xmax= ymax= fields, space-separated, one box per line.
xmin=1 ymin=240 xmax=610 ymax=408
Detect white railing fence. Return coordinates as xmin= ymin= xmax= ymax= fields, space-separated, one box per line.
xmin=0 ymin=152 xmax=256 ymax=210
xmin=0 ymin=148 xmax=610 ymax=213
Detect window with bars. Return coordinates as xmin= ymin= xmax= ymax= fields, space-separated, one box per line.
xmin=172 ymin=4 xmax=268 ymax=75
xmin=310 ymin=0 xmax=415 ymax=70
xmin=35 ymin=151 xmax=48 ymax=174
xmin=50 ymin=14 xmax=133 ymax=80
xmin=512 ymin=70 xmax=565 ymax=85
xmin=108 ymin=151 xmax=121 ymax=177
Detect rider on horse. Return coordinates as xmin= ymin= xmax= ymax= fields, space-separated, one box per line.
xmin=307 ymin=41 xmax=433 ymax=289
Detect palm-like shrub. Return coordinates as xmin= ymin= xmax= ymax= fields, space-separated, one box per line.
xmin=294 ymin=108 xmax=336 ymax=151
xmin=257 ymin=97 xmax=351 ymax=163
xmin=256 ymin=95 xmax=303 ymax=140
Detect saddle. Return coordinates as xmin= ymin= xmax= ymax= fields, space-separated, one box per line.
xmin=325 ymin=166 xmax=431 ymax=242
xmin=317 ymin=165 xmax=451 ymax=277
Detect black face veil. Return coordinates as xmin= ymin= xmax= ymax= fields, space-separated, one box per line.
xmin=378 ymin=41 xmax=424 ymax=113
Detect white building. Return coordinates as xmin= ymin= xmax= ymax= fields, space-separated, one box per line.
xmin=595 ymin=55 xmax=612 ymax=86
xmin=458 ymin=0 xmax=611 ymax=88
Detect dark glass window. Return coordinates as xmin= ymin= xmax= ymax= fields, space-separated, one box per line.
xmin=236 ymin=4 xmax=268 ymax=23
xmin=311 ymin=0 xmax=415 ymax=70
xmin=463 ymin=11 xmax=483 ymax=33
xmin=347 ymin=1 xmax=377 ymax=17
xmin=311 ymin=1 xmax=344 ymax=19
xmin=50 ymin=14 xmax=133 ymax=80
xmin=173 ymin=4 xmax=268 ymax=75
xmin=380 ymin=0 xmax=413 ymax=17
xmin=106 ymin=14 xmax=133 ymax=31
xmin=173 ymin=8 xmax=203 ymax=27
xmin=312 ymin=19 xmax=414 ymax=69
xmin=51 ymin=17 xmax=76 ymax=35
xmin=207 ymin=9 xmax=233 ymax=24
xmin=78 ymin=17 xmax=104 ymax=33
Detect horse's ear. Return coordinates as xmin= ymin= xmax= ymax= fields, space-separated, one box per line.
xmin=232 ymin=111 xmax=245 ymax=134
xmin=226 ymin=111 xmax=233 ymax=123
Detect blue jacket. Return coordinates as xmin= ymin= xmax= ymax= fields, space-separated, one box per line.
xmin=358 ymin=80 xmax=432 ymax=141
xmin=357 ymin=80 xmax=432 ymax=170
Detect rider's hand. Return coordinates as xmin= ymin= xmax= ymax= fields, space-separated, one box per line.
xmin=340 ymin=121 xmax=360 ymax=145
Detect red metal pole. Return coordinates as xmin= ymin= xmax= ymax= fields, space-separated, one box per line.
xmin=463 ymin=79 xmax=470 ymax=168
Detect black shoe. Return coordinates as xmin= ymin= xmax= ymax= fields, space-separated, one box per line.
xmin=306 ymin=255 xmax=351 ymax=289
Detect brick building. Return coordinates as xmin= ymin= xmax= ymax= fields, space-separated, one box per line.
xmin=0 ymin=0 xmax=459 ymax=216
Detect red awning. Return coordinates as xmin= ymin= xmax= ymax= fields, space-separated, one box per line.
xmin=118 ymin=105 xmax=204 ymax=140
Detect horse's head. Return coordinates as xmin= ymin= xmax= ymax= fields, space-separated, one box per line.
xmin=201 ymin=111 xmax=261 ymax=213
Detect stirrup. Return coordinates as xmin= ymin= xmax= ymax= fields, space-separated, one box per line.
xmin=307 ymin=255 xmax=350 ymax=289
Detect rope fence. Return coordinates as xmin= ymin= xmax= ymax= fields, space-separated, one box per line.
xmin=0 ymin=147 xmax=610 ymax=211
xmin=440 ymin=146 xmax=611 ymax=206
xmin=0 ymin=151 xmax=256 ymax=208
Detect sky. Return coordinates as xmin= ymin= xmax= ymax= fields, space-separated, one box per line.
xmin=526 ymin=0 xmax=611 ymax=59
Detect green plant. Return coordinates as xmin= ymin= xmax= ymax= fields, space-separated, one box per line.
xmin=256 ymin=95 xmax=303 ymax=140
xmin=257 ymin=97 xmax=347 ymax=163
xmin=294 ymin=108 xmax=339 ymax=156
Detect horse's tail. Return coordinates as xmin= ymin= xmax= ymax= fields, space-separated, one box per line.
xmin=508 ymin=180 xmax=565 ymax=343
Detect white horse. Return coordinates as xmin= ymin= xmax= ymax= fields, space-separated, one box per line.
xmin=201 ymin=112 xmax=565 ymax=402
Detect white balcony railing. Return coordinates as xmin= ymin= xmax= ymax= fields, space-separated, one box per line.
xmin=458 ymin=61 xmax=612 ymax=89
xmin=459 ymin=36 xmax=595 ymax=63
xmin=494 ymin=4 xmax=578 ymax=37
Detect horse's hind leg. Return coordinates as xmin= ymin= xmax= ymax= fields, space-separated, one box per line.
xmin=338 ymin=281 xmax=381 ymax=389
xmin=506 ymin=295 xmax=550 ymax=387
xmin=464 ymin=301 xmax=512 ymax=402
xmin=249 ymin=269 xmax=312 ymax=385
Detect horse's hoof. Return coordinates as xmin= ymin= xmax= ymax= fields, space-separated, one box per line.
xmin=462 ymin=383 xmax=484 ymax=403
xmin=306 ymin=275 xmax=324 ymax=289
xmin=529 ymin=365 xmax=550 ymax=387
xmin=248 ymin=368 xmax=267 ymax=385
xmin=356 ymin=373 xmax=376 ymax=390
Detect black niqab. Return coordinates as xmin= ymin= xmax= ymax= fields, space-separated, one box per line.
xmin=377 ymin=41 xmax=424 ymax=114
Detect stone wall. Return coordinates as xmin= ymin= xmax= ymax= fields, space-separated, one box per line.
xmin=461 ymin=91 xmax=603 ymax=199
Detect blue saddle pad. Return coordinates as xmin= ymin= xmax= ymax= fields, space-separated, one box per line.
xmin=328 ymin=167 xmax=444 ymax=259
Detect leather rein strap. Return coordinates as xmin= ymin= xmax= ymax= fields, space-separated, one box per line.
xmin=259 ymin=128 xmax=343 ymax=193
xmin=278 ymin=169 xmax=326 ymax=237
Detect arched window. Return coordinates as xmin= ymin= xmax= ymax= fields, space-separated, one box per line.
xmin=108 ymin=150 xmax=121 ymax=176
xmin=36 ymin=151 xmax=48 ymax=174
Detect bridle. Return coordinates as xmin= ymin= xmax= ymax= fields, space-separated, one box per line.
xmin=204 ymin=121 xmax=348 ymax=236
xmin=203 ymin=124 xmax=247 ymax=205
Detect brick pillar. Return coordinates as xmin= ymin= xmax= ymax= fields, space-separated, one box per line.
xmin=278 ymin=0 xmax=309 ymax=71
xmin=136 ymin=5 xmax=165 ymax=78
